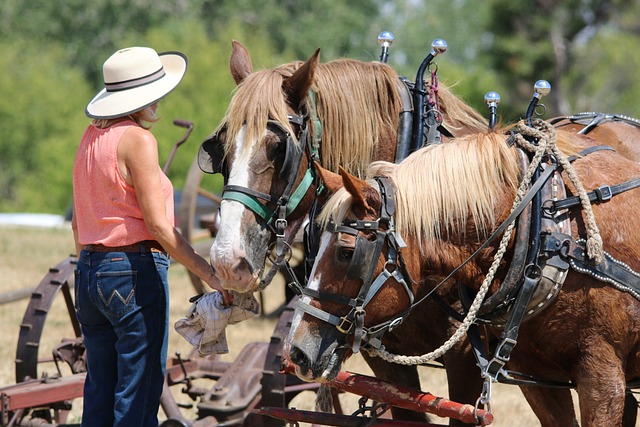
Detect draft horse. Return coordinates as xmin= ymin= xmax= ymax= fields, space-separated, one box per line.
xmin=197 ymin=40 xmax=488 ymax=423
xmin=286 ymin=122 xmax=640 ymax=426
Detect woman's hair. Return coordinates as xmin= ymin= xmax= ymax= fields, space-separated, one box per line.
xmin=92 ymin=105 xmax=159 ymax=129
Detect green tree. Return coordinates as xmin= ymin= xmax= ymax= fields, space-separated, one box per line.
xmin=373 ymin=0 xmax=502 ymax=115
xmin=200 ymin=0 xmax=381 ymax=61
xmin=0 ymin=39 xmax=91 ymax=213
xmin=0 ymin=0 xmax=199 ymax=85
xmin=0 ymin=1 xmax=389 ymax=214
xmin=485 ymin=0 xmax=640 ymax=118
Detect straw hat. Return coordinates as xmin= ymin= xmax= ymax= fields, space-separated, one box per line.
xmin=85 ymin=47 xmax=188 ymax=119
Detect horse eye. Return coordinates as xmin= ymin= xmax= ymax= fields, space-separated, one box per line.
xmin=266 ymin=132 xmax=287 ymax=160
xmin=338 ymin=247 xmax=354 ymax=262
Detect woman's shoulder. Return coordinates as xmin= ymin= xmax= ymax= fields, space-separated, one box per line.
xmin=119 ymin=125 xmax=158 ymax=160
xmin=121 ymin=124 xmax=156 ymax=143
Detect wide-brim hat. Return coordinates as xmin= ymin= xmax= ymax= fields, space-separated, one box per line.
xmin=86 ymin=47 xmax=187 ymax=119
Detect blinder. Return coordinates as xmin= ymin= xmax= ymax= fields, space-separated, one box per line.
xmin=266 ymin=119 xmax=303 ymax=180
xmin=329 ymin=219 xmax=385 ymax=285
xmin=198 ymin=126 xmax=226 ymax=175
xmin=198 ymin=117 xmax=304 ymax=180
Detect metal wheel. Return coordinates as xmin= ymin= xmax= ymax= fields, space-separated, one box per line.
xmin=178 ymin=156 xmax=222 ymax=295
xmin=12 ymin=256 xmax=83 ymax=425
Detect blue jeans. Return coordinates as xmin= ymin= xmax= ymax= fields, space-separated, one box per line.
xmin=75 ymin=250 xmax=170 ymax=427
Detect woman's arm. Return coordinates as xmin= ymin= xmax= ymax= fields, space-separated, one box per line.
xmin=119 ymin=126 xmax=229 ymax=299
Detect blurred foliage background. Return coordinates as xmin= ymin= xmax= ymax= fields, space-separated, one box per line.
xmin=1 ymin=0 xmax=639 ymax=214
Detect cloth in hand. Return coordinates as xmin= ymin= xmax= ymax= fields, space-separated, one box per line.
xmin=174 ymin=290 xmax=260 ymax=355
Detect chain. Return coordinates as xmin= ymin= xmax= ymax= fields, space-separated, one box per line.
xmin=427 ymin=65 xmax=442 ymax=123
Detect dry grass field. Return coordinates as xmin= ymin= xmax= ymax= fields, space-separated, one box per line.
xmin=0 ymin=223 xmax=596 ymax=426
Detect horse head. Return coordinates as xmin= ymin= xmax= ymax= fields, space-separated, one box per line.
xmin=204 ymin=41 xmax=320 ymax=292
xmin=286 ymin=165 xmax=416 ymax=382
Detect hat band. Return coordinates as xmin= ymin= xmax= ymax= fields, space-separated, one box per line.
xmin=105 ymin=67 xmax=166 ymax=92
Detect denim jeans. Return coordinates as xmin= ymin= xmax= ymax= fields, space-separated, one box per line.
xmin=75 ymin=249 xmax=170 ymax=427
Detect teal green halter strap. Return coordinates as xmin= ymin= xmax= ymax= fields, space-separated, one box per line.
xmin=222 ymin=168 xmax=314 ymax=222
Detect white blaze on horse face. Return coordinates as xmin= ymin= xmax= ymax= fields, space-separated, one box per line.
xmin=288 ymin=231 xmax=331 ymax=339
xmin=210 ymin=126 xmax=257 ymax=286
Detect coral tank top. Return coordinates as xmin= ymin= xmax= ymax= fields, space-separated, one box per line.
xmin=73 ymin=120 xmax=174 ymax=246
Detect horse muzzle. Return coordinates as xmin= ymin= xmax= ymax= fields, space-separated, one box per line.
xmin=287 ymin=327 xmax=349 ymax=383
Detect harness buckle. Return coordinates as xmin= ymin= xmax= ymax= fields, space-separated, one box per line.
xmin=494 ymin=337 xmax=517 ymax=362
xmin=336 ymin=316 xmax=354 ymax=334
xmin=594 ymin=185 xmax=612 ymax=203
xmin=275 ymin=218 xmax=288 ymax=238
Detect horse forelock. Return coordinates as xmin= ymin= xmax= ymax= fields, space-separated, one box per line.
xmin=368 ymin=132 xmax=521 ymax=252
xmin=316 ymin=186 xmax=354 ymax=231
xmin=220 ymin=63 xmax=303 ymax=158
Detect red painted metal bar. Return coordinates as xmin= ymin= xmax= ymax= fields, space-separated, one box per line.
xmin=255 ymin=407 xmax=448 ymax=426
xmin=282 ymin=363 xmax=492 ymax=425
xmin=0 ymin=373 xmax=85 ymax=411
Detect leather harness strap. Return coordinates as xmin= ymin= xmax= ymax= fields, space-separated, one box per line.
xmin=551 ymin=177 xmax=640 ymax=212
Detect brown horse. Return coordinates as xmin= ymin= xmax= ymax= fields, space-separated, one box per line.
xmin=197 ymin=40 xmax=489 ymax=423
xmin=286 ymin=123 xmax=640 ymax=426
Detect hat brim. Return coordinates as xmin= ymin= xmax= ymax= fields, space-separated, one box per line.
xmin=85 ymin=51 xmax=187 ymax=119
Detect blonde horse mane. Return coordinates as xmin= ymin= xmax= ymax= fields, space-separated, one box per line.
xmin=318 ymin=131 xmax=521 ymax=251
xmin=219 ymin=58 xmax=403 ymax=179
xmin=319 ymin=129 xmax=585 ymax=252
xmin=436 ymin=83 xmax=489 ymax=134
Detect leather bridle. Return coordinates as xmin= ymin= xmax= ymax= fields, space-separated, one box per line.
xmin=295 ymin=177 xmax=415 ymax=353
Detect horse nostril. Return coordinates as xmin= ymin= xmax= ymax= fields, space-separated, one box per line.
xmin=289 ymin=346 xmax=310 ymax=371
xmin=239 ymin=256 xmax=255 ymax=275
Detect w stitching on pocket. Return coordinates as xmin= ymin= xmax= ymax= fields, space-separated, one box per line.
xmin=98 ymin=286 xmax=135 ymax=306
xmin=96 ymin=270 xmax=137 ymax=316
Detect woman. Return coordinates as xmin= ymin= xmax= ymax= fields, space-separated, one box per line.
xmin=71 ymin=46 xmax=228 ymax=427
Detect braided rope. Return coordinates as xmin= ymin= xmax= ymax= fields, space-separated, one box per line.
xmin=366 ymin=119 xmax=602 ymax=365
xmin=511 ymin=120 xmax=603 ymax=263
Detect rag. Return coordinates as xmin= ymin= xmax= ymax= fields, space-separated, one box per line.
xmin=174 ymin=290 xmax=260 ymax=355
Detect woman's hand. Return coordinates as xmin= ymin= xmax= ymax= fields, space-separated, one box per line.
xmin=206 ymin=269 xmax=233 ymax=305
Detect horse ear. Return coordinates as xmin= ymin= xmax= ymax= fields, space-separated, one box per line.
xmin=339 ymin=167 xmax=379 ymax=216
xmin=315 ymin=161 xmax=343 ymax=195
xmin=283 ymin=48 xmax=320 ymax=110
xmin=229 ymin=40 xmax=253 ymax=85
